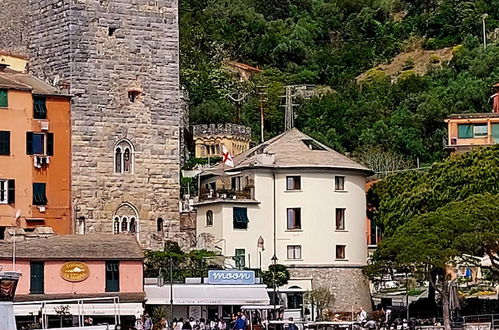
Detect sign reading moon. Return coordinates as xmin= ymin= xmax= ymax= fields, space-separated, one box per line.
xmin=60 ymin=262 xmax=90 ymax=282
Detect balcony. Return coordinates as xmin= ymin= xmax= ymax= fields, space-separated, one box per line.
xmin=197 ymin=187 xmax=258 ymax=205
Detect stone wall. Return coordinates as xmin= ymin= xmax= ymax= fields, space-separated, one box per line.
xmin=10 ymin=0 xmax=185 ymax=248
xmin=193 ymin=123 xmax=252 ymax=140
xmin=288 ymin=266 xmax=372 ymax=313
xmin=0 ymin=0 xmax=29 ymax=55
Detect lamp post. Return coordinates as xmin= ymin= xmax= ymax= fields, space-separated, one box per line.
xmin=271 ymin=254 xmax=278 ymax=320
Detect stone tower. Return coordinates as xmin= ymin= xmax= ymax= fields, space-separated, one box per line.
xmin=1 ymin=0 xmax=183 ymax=248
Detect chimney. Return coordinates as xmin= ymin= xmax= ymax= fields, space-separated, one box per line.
xmin=492 ymin=83 xmax=499 ymax=114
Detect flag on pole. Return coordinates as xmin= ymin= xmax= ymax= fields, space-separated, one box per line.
xmin=221 ymin=145 xmax=234 ymax=167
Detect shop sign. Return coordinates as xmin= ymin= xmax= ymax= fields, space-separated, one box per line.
xmin=207 ymin=270 xmax=255 ymax=285
xmin=60 ymin=262 xmax=90 ymax=282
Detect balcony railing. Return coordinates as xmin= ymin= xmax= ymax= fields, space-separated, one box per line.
xmin=199 ymin=187 xmax=254 ymax=202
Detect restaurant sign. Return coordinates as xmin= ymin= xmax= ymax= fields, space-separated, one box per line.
xmin=60 ymin=262 xmax=90 ymax=282
xmin=207 ymin=270 xmax=255 ymax=285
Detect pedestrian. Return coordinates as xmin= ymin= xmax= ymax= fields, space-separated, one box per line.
xmin=200 ymin=318 xmax=206 ymax=330
xmin=176 ymin=318 xmax=184 ymax=330
xmin=144 ymin=313 xmax=153 ymax=330
xmin=160 ymin=317 xmax=169 ymax=330
xmin=287 ymin=317 xmax=298 ymax=330
xmin=233 ymin=314 xmax=246 ymax=330
xmin=135 ymin=316 xmax=144 ymax=330
xmin=182 ymin=319 xmax=193 ymax=330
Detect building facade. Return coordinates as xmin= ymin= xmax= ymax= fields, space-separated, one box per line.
xmin=195 ymin=128 xmax=373 ymax=313
xmin=0 ymin=0 xmax=184 ymax=247
xmin=0 ymin=64 xmax=72 ymax=238
xmin=0 ymin=234 xmax=144 ymax=328
xmin=445 ymin=113 xmax=499 ymax=154
xmin=193 ymin=124 xmax=252 ymax=159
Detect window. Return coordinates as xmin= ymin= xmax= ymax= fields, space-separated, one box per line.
xmin=26 ymin=132 xmax=53 ymax=155
xmin=114 ymin=139 xmax=134 ymax=174
xmin=235 ymin=249 xmax=245 ymax=268
xmin=336 ymin=245 xmax=346 ymax=260
xmin=33 ymin=97 xmax=47 ymax=119
xmin=233 ymin=207 xmax=249 ymax=229
xmin=129 ymin=217 xmax=136 ymax=233
xmin=231 ymin=176 xmax=242 ymax=191
xmin=335 ymin=176 xmax=345 ymax=191
xmin=157 ymin=218 xmax=164 ymax=232
xmin=108 ymin=27 xmax=117 ymax=36
xmin=30 ymin=261 xmax=44 ymax=294
xmin=105 ymin=261 xmax=120 ymax=292
xmin=121 ymin=217 xmax=128 ymax=232
xmin=128 ymin=90 xmax=141 ymax=103
xmin=206 ymin=210 xmax=214 ymax=226
xmin=303 ymin=139 xmax=326 ymax=150
xmin=0 ymin=89 xmax=8 ymax=107
xmin=0 ymin=131 xmax=10 ymax=155
xmin=335 ymin=208 xmax=345 ymax=230
xmin=0 ymin=179 xmax=15 ymax=204
xmin=32 ymin=183 xmax=47 ymax=206
xmin=287 ymin=245 xmax=302 ymax=260
xmin=473 ymin=124 xmax=488 ymax=137
xmin=458 ymin=124 xmax=489 ymax=138
xmin=287 ymin=208 xmax=301 ymax=230
xmin=286 ymin=176 xmax=301 ymax=190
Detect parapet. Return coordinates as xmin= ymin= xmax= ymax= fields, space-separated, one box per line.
xmin=193 ymin=123 xmax=252 ymax=140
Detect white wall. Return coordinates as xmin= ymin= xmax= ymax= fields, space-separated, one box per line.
xmin=196 ymin=169 xmax=367 ymax=270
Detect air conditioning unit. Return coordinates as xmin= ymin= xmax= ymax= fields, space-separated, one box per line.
xmin=450 ymin=137 xmax=457 ymax=145
xmin=40 ymin=121 xmax=49 ymax=131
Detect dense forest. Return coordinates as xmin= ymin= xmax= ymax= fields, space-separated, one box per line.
xmin=180 ymin=0 xmax=499 ymax=167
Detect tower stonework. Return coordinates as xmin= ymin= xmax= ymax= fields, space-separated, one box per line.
xmin=4 ymin=0 xmax=184 ymax=248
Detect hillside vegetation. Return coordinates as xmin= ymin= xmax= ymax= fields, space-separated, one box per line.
xmin=180 ymin=0 xmax=499 ymax=166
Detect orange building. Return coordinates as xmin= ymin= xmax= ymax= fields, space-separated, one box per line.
xmin=0 ymin=63 xmax=71 ymax=238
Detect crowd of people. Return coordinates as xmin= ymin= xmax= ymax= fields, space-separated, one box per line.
xmin=134 ymin=311 xmax=252 ymax=330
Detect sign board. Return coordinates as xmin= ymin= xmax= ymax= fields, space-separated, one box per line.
xmin=207 ymin=270 xmax=255 ymax=285
xmin=189 ymin=306 xmax=202 ymax=319
xmin=60 ymin=262 xmax=90 ymax=282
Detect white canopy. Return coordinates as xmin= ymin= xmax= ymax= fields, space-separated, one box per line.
xmin=145 ymin=284 xmax=270 ymax=306
xmin=14 ymin=303 xmax=143 ymax=317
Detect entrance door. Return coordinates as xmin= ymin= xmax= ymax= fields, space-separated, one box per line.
xmin=30 ymin=261 xmax=44 ymax=294
xmin=105 ymin=261 xmax=120 ymax=292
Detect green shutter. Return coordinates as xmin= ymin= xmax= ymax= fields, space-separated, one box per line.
xmin=458 ymin=124 xmax=473 ymax=138
xmin=26 ymin=132 xmax=33 ymax=154
xmin=33 ymin=97 xmax=47 ymax=119
xmin=235 ymin=249 xmax=246 ymax=268
xmin=7 ymin=179 xmax=15 ymax=204
xmin=233 ymin=207 xmax=249 ymax=229
xmin=33 ymin=183 xmax=47 ymax=205
xmin=0 ymin=90 xmax=7 ymax=107
xmin=105 ymin=261 xmax=120 ymax=292
xmin=30 ymin=261 xmax=45 ymax=294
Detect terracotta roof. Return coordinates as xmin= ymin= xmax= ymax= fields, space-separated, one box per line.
xmin=448 ymin=113 xmax=499 ymax=119
xmin=0 ymin=68 xmax=65 ymax=96
xmin=227 ymin=61 xmax=262 ymax=72
xmin=0 ymin=234 xmax=144 ymax=260
xmin=208 ymin=128 xmax=372 ymax=174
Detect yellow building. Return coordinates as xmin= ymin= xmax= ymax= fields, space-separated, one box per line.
xmin=445 ymin=113 xmax=499 ymax=154
xmin=193 ymin=124 xmax=251 ymax=158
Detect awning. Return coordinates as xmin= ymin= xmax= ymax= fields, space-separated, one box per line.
xmin=145 ymin=284 xmax=270 ymax=306
xmin=14 ymin=303 xmax=143 ymax=317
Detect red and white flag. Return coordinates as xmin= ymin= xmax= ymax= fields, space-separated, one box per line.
xmin=221 ymin=145 xmax=234 ymax=167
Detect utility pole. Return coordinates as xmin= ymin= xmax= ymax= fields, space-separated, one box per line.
xmin=482 ymin=14 xmax=489 ymax=50
xmin=256 ymin=86 xmax=268 ymax=143
xmin=281 ymin=84 xmax=315 ymax=131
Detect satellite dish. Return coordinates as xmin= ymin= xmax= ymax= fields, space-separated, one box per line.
xmin=15 ymin=209 xmax=21 ymax=219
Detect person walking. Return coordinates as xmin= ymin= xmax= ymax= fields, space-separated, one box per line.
xmin=233 ymin=314 xmax=246 ymax=330
xmin=175 ymin=318 xmax=184 ymax=330
xmin=144 ymin=314 xmax=153 ymax=330
xmin=182 ymin=319 xmax=193 ymax=330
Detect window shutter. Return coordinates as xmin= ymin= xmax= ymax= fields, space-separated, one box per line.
xmin=26 ymin=132 xmax=33 ymax=154
xmin=0 ymin=131 xmax=10 ymax=155
xmin=47 ymin=133 xmax=54 ymax=156
xmin=0 ymin=90 xmax=7 ymax=107
xmin=7 ymin=179 xmax=15 ymax=204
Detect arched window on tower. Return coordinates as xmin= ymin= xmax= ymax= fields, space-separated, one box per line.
xmin=157 ymin=218 xmax=164 ymax=232
xmin=129 ymin=217 xmax=136 ymax=233
xmin=113 ymin=203 xmax=139 ymax=236
xmin=121 ymin=217 xmax=128 ymax=232
xmin=114 ymin=139 xmax=134 ymax=174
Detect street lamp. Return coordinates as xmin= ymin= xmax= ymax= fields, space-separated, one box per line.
xmin=271 ymin=254 xmax=278 ymax=320
xmin=157 ymin=258 xmax=174 ymax=325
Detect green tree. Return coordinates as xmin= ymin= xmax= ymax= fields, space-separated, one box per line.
xmin=366 ymin=193 xmax=499 ymax=330
xmin=261 ymin=264 xmax=290 ymax=287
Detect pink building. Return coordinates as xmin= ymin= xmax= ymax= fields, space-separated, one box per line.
xmin=0 ymin=233 xmax=144 ymax=328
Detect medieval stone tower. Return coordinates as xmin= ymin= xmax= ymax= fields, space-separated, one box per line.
xmin=1 ymin=0 xmax=183 ymax=248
